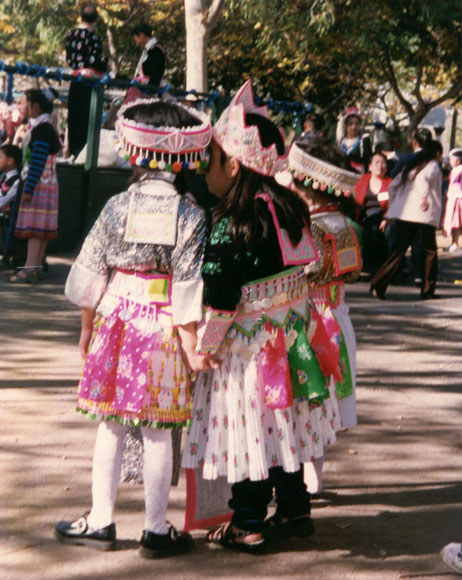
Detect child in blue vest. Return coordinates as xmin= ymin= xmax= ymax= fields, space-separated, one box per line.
xmin=0 ymin=144 xmax=24 ymax=268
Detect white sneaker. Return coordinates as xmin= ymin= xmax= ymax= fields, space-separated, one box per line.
xmin=441 ymin=542 xmax=462 ymax=574
xmin=448 ymin=244 xmax=461 ymax=254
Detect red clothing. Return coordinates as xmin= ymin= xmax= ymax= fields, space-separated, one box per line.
xmin=354 ymin=173 xmax=392 ymax=219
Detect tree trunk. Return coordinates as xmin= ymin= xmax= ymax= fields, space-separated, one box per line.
xmin=184 ymin=0 xmax=225 ymax=92
xmin=185 ymin=0 xmax=208 ymax=91
xmin=106 ymin=26 xmax=119 ymax=76
xmin=406 ymin=105 xmax=431 ymax=142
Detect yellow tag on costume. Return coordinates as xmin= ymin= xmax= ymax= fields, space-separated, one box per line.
xmin=147 ymin=277 xmax=171 ymax=305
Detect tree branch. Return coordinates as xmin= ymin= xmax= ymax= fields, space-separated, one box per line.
xmin=206 ymin=0 xmax=225 ymax=30
xmin=413 ymin=64 xmax=425 ymax=108
xmin=381 ymin=47 xmax=415 ymax=118
xmin=426 ymin=78 xmax=462 ymax=109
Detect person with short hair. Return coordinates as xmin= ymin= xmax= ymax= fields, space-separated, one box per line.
xmin=125 ymin=23 xmax=165 ymax=102
xmin=0 ymin=143 xmax=24 ymax=267
xmin=65 ymin=2 xmax=107 ymax=157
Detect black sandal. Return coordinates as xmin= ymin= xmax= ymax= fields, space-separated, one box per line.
xmin=206 ymin=522 xmax=265 ymax=554
xmin=263 ymin=513 xmax=315 ymax=540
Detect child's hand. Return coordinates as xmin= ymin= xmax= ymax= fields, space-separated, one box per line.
xmin=182 ymin=347 xmax=217 ymax=372
xmin=22 ymin=193 xmax=32 ymax=204
xmin=420 ymin=197 xmax=430 ymax=212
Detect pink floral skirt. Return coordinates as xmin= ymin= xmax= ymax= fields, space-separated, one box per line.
xmin=77 ymin=271 xmax=193 ymax=428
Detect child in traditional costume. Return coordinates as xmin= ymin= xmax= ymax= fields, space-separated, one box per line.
xmin=0 ymin=144 xmax=24 ymax=268
xmin=182 ymin=81 xmax=342 ymax=553
xmin=442 ymin=148 xmax=462 ymax=253
xmin=10 ymin=89 xmax=61 ymax=283
xmin=286 ymin=138 xmax=362 ymax=494
xmin=54 ymin=99 xmax=211 ymax=558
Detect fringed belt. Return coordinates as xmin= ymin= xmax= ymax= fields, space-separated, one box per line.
xmin=309 ymin=281 xmax=345 ymax=308
xmin=236 ymin=267 xmax=309 ymax=315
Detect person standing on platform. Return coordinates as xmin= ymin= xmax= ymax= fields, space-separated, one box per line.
xmin=65 ymin=2 xmax=107 ymax=158
xmin=125 ymin=23 xmax=166 ymax=103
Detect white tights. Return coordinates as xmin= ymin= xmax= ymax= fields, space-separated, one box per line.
xmin=304 ymin=456 xmax=325 ymax=495
xmin=87 ymin=421 xmax=172 ymax=534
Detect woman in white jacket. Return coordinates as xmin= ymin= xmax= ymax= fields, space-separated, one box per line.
xmin=370 ymin=140 xmax=443 ymax=300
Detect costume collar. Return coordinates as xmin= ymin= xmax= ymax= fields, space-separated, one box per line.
xmin=30 ymin=113 xmax=52 ymax=128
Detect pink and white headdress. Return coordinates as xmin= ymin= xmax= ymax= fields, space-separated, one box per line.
xmin=288 ymin=142 xmax=360 ymax=197
xmin=213 ymin=80 xmax=288 ymax=176
xmin=115 ymin=97 xmax=211 ymax=172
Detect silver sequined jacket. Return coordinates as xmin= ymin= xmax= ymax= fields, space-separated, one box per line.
xmin=65 ymin=177 xmax=208 ymax=325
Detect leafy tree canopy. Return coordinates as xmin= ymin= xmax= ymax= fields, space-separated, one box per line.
xmin=0 ymin=0 xmax=460 ymax=134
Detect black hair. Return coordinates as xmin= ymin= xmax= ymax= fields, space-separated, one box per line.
xmin=81 ymin=2 xmax=98 ymax=24
xmin=370 ymin=150 xmax=388 ymax=164
xmin=125 ymin=101 xmax=203 ymax=194
xmin=293 ymin=137 xmax=355 ymax=214
xmin=0 ymin=144 xmax=22 ymax=169
xmin=401 ymin=139 xmax=442 ymax=184
xmin=132 ymin=23 xmax=152 ymax=37
xmin=25 ymin=88 xmax=58 ymax=114
xmin=304 ymin=112 xmax=323 ymax=131
xmin=213 ymin=112 xmax=310 ymax=247
xmin=412 ymin=127 xmax=432 ymax=149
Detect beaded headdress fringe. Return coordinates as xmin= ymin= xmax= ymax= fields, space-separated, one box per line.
xmin=288 ymin=143 xmax=360 ymax=198
xmin=115 ymin=97 xmax=212 ymax=172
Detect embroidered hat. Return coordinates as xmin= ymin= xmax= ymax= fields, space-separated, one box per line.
xmin=115 ymin=97 xmax=212 ymax=172
xmin=213 ymin=80 xmax=288 ymax=177
xmin=449 ymin=148 xmax=462 ymax=160
xmin=286 ymin=142 xmax=360 ymax=197
xmin=344 ymin=106 xmax=361 ymax=122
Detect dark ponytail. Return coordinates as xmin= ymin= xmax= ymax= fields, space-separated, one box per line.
xmin=401 ymin=140 xmax=442 ymax=184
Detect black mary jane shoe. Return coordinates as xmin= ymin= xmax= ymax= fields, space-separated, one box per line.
xmin=54 ymin=512 xmax=116 ymax=550
xmin=206 ymin=522 xmax=266 ymax=555
xmin=139 ymin=524 xmax=193 ymax=559
xmin=263 ymin=513 xmax=315 ymax=541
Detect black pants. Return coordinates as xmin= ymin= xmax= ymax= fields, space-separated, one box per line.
xmin=67 ymin=82 xmax=93 ymax=157
xmin=229 ymin=465 xmax=311 ymax=533
xmin=359 ymin=212 xmax=388 ymax=275
xmin=371 ymin=219 xmax=438 ymax=297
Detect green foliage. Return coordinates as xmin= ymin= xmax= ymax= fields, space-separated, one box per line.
xmin=0 ymin=0 xmax=460 ymax=131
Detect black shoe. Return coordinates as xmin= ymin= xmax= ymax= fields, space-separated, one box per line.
xmin=263 ymin=513 xmax=315 ymax=541
xmin=421 ymin=292 xmax=441 ymax=300
xmin=369 ymin=287 xmax=386 ymax=300
xmin=54 ymin=513 xmax=116 ymax=550
xmin=139 ymin=524 xmax=193 ymax=559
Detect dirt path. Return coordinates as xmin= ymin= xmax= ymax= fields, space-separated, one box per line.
xmin=0 ymin=250 xmax=461 ymax=579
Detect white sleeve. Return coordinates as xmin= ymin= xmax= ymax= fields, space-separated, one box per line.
xmin=65 ymin=261 xmax=108 ymax=309
xmin=0 ymin=181 xmax=19 ymax=210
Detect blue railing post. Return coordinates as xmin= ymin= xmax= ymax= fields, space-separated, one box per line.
xmin=6 ymin=73 xmax=14 ymax=104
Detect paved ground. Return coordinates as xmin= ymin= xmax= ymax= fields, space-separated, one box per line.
xmin=1 ymin=242 xmax=461 ymax=580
